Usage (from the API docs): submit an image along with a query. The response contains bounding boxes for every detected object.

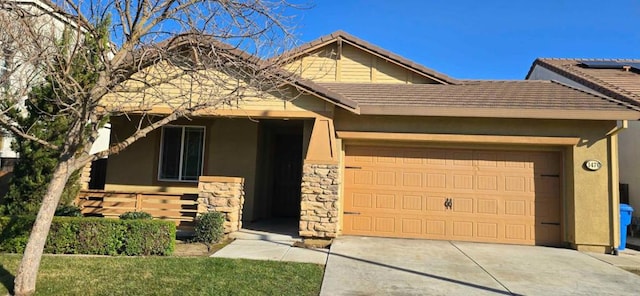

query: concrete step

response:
[230,228,300,241]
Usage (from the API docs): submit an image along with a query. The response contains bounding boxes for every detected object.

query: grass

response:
[0,254,324,295]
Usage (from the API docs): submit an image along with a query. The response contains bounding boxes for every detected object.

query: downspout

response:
[607,120,627,255]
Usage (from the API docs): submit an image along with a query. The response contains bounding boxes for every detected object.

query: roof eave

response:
[290,80,360,114]
[358,105,640,121]
[524,59,544,79]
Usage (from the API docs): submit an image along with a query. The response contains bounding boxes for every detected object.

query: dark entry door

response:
[271,133,303,217]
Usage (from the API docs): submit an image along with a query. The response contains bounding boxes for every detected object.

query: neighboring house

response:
[0,0,109,190]
[1,0,69,168]
[527,58,640,224]
[99,31,640,253]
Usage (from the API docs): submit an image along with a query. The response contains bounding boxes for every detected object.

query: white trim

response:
[157,125,206,182]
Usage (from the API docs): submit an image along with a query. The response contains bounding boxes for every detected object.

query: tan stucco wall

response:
[206,119,259,221]
[105,117,172,191]
[334,110,619,251]
[618,121,640,213]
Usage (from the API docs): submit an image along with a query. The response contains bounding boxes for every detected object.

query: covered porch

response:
[91,113,342,238]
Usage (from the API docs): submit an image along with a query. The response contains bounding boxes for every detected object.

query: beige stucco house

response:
[98,31,640,253]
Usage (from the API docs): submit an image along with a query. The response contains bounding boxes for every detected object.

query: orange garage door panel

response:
[343,146,562,246]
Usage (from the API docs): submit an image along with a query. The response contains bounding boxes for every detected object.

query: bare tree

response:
[0,0,302,294]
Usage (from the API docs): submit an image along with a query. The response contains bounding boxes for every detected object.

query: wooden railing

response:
[76,190,199,232]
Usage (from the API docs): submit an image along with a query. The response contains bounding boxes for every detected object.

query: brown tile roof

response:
[277,30,460,85]
[527,58,640,107]
[289,78,359,111]
[319,80,640,120]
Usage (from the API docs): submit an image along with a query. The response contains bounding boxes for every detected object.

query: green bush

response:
[194,212,224,245]
[54,205,83,217]
[0,216,33,253]
[0,216,175,255]
[119,211,153,220]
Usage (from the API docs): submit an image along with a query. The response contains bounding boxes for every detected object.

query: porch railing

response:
[76,190,199,232]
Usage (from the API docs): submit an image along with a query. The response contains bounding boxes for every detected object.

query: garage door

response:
[343,145,562,246]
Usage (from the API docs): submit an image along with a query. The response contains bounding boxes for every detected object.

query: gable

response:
[285,42,436,84]
[282,31,458,85]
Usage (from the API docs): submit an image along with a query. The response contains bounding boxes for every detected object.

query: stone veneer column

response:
[197,176,245,234]
[79,162,92,189]
[299,163,340,238]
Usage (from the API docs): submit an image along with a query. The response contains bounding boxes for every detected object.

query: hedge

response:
[0,216,175,256]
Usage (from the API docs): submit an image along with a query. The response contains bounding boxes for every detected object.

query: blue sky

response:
[292,0,640,79]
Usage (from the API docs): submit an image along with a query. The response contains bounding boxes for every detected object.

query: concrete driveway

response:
[321,236,639,296]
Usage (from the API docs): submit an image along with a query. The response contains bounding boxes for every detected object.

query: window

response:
[158,126,205,182]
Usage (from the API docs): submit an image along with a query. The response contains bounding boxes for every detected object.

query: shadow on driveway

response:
[325,248,517,295]
[320,237,640,296]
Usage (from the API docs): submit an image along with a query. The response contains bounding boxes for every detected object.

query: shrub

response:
[194,212,225,246]
[54,205,83,217]
[0,216,34,253]
[121,219,175,255]
[119,211,153,220]
[0,216,175,255]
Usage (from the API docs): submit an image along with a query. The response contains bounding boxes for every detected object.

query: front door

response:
[271,133,303,217]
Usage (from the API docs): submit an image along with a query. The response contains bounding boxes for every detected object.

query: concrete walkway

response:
[588,247,640,272]
[210,220,329,265]
[321,236,640,296]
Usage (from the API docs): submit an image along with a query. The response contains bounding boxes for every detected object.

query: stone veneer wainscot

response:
[197,176,245,234]
[299,163,340,238]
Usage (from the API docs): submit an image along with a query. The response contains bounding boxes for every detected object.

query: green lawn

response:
[0,254,324,295]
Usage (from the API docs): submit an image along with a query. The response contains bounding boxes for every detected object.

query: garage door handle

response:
[541,222,560,226]
[444,198,452,209]
[344,211,361,215]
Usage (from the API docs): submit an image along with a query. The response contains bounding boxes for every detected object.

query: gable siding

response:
[341,44,373,82]
[286,43,439,84]
[228,92,329,112]
[375,59,409,83]
[300,47,337,82]
[104,63,330,113]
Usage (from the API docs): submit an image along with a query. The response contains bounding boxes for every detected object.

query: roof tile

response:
[319,80,638,117]
[529,58,640,107]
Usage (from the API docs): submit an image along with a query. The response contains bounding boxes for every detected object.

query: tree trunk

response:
[13,160,73,296]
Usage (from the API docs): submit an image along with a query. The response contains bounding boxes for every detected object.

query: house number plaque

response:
[584,160,602,171]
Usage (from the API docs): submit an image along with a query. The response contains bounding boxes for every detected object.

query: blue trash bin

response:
[619,204,634,251]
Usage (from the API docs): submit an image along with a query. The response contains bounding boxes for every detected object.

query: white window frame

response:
[157,125,206,182]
